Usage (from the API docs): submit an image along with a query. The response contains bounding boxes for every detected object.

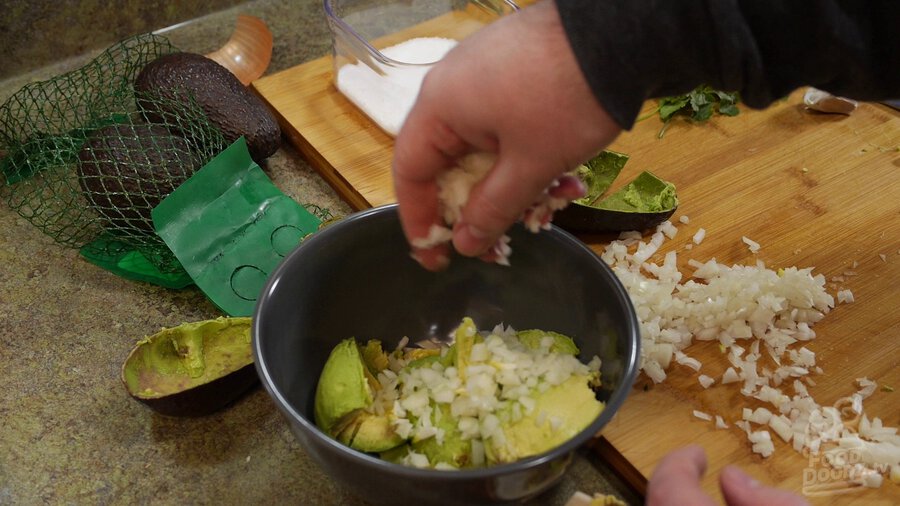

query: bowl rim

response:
[252,204,640,479]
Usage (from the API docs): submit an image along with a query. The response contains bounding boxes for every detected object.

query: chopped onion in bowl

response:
[316,319,605,470]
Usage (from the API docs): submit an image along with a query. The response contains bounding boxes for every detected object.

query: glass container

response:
[324,0,519,135]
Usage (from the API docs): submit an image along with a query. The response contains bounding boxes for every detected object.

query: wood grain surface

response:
[254,24,900,505]
[594,97,899,506]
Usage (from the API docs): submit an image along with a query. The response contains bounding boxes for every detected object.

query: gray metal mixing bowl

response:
[253,204,639,506]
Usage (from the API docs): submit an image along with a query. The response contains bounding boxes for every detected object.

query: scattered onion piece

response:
[600,219,899,484]
[693,410,713,421]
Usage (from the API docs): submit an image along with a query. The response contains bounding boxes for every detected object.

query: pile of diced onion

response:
[370,325,601,469]
[600,217,899,488]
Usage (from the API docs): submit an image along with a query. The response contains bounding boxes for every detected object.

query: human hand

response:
[646,445,809,506]
[392,0,622,270]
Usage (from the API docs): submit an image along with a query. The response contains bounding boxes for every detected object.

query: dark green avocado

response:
[77,122,201,235]
[121,317,258,417]
[134,52,281,161]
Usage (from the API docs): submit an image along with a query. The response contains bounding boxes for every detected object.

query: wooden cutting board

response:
[587,97,900,506]
[254,30,900,505]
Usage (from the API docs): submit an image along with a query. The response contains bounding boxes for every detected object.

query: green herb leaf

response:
[689,92,709,110]
[718,103,740,116]
[658,97,690,121]
[651,85,741,137]
[694,103,714,121]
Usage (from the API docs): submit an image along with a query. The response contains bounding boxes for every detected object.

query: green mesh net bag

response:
[0,33,228,283]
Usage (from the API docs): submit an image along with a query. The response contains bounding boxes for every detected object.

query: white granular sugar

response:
[335,37,458,136]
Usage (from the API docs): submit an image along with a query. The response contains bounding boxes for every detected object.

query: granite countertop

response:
[0,1,640,504]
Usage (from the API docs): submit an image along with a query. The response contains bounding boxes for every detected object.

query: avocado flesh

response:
[594,171,678,213]
[316,325,603,468]
[338,411,406,453]
[314,338,373,432]
[379,443,412,463]
[516,329,580,355]
[405,351,443,370]
[488,374,603,464]
[121,317,256,416]
[315,338,413,453]
[409,403,472,468]
[373,403,473,468]
[574,150,629,206]
[453,317,478,382]
[360,339,390,374]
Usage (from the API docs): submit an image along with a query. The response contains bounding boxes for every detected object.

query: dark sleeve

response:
[555,0,900,129]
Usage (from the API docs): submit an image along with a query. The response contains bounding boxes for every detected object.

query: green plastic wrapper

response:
[79,234,194,289]
[152,138,321,316]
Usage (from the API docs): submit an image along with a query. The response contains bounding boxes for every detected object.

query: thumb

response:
[646,445,718,506]
[453,153,567,257]
[720,465,810,506]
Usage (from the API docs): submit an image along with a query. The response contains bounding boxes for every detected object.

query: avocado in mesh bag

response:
[0,34,179,249]
[77,122,203,235]
[0,34,227,281]
[134,52,281,162]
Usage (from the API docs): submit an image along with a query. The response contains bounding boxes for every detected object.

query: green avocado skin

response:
[77,123,201,234]
[136,363,259,417]
[134,52,281,161]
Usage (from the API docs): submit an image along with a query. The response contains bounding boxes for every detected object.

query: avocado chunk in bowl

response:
[314,318,605,469]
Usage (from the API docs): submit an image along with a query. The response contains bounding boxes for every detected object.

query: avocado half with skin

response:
[122,317,258,417]
[554,150,678,233]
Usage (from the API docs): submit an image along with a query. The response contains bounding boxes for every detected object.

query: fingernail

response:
[454,222,492,257]
[725,466,760,488]
[463,223,489,240]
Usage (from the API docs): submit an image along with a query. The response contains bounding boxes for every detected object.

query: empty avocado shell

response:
[554,150,678,233]
[122,316,257,417]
